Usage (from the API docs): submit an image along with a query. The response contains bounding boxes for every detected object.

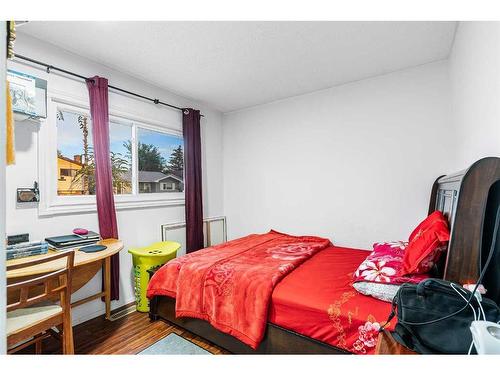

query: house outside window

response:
[42,96,186,216]
[134,171,183,193]
[57,108,133,196]
[57,155,85,194]
[137,128,184,194]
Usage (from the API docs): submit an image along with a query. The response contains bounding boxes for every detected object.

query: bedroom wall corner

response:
[449,21,500,169]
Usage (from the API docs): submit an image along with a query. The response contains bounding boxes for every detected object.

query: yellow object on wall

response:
[6,81,15,165]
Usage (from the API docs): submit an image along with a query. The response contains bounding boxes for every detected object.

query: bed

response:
[148,157,500,354]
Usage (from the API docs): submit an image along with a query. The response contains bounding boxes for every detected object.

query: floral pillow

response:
[353,242,428,284]
[352,282,401,302]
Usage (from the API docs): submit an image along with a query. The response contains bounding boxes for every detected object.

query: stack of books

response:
[7,241,49,260]
[45,231,100,251]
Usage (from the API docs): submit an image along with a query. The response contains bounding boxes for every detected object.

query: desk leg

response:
[104,257,111,320]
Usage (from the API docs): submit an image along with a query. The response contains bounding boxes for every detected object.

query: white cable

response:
[476,296,486,321]
[468,340,474,355]
[451,284,477,321]
[451,283,477,355]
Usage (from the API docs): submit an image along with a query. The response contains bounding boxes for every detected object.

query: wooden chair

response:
[6,251,75,354]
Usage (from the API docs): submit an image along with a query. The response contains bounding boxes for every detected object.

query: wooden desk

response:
[7,239,123,320]
[375,330,416,355]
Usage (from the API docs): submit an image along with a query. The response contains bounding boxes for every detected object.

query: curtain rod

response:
[13,53,204,117]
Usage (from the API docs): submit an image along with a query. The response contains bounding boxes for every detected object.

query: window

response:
[52,100,184,213]
[60,169,76,177]
[137,128,184,194]
[56,109,94,196]
[110,121,133,195]
[56,109,133,196]
[161,182,174,190]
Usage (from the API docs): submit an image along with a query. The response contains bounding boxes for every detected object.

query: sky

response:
[57,110,93,159]
[57,109,183,167]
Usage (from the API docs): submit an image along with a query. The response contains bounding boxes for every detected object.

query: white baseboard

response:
[71,297,137,326]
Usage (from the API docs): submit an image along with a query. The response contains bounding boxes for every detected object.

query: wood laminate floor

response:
[15,305,228,355]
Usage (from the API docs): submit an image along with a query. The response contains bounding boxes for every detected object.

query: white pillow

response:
[353,282,400,302]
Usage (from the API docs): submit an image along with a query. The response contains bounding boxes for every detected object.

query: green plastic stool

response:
[128,241,180,312]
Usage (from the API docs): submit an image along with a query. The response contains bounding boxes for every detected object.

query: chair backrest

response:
[7,251,75,312]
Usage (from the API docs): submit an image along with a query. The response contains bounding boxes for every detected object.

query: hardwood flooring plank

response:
[13,310,228,355]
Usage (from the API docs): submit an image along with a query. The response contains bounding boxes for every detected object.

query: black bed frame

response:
[149,157,500,354]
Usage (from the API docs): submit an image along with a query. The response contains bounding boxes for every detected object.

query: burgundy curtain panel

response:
[86,76,120,300]
[183,108,204,253]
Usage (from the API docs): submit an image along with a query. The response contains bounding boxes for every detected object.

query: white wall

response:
[449,21,500,168]
[0,21,7,355]
[6,34,224,324]
[223,61,454,249]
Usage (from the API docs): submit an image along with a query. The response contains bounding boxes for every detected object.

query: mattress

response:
[269,246,393,354]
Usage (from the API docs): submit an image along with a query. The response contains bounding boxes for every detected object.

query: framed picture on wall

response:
[7,69,37,116]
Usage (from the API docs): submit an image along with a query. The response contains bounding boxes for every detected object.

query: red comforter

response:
[147,231,331,349]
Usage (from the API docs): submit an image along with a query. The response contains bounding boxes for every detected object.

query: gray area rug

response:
[138,333,211,355]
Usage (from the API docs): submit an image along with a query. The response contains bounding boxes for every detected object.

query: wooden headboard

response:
[428,157,500,302]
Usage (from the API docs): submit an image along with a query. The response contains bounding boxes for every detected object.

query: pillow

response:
[408,210,448,242]
[352,241,446,302]
[408,244,447,274]
[402,211,450,275]
[352,282,400,302]
[352,242,429,302]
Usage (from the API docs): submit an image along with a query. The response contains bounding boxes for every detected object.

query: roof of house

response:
[122,170,183,183]
[168,169,183,179]
[57,155,84,167]
[138,171,169,183]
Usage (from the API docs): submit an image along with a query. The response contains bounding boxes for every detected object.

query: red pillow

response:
[408,210,448,242]
[402,211,450,275]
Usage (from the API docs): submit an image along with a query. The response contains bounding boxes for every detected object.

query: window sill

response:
[38,195,185,217]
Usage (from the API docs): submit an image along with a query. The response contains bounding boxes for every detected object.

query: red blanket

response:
[147,230,331,349]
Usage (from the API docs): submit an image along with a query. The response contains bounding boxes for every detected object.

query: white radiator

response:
[161,216,227,257]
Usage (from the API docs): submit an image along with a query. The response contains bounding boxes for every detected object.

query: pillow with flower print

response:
[353,242,429,285]
[352,242,430,302]
[352,282,401,302]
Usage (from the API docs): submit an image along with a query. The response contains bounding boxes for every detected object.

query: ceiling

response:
[18,21,457,113]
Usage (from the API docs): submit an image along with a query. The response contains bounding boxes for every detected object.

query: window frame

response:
[39,92,185,217]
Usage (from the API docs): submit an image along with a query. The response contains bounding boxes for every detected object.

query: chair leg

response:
[62,319,74,354]
[60,273,75,355]
[35,337,43,354]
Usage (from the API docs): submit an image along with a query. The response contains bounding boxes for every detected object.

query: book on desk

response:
[45,231,101,251]
[6,241,49,260]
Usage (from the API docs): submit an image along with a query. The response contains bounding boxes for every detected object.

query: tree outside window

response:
[56,107,184,196]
